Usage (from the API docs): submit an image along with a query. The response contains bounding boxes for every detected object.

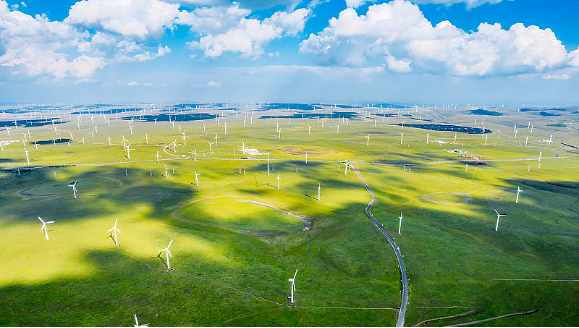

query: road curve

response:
[352,164,408,327]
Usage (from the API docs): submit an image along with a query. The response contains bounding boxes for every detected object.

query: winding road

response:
[352,164,408,327]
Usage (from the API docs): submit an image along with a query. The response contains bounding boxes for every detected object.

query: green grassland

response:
[1,105,579,326]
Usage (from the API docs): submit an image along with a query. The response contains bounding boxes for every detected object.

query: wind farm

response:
[0,102,579,327]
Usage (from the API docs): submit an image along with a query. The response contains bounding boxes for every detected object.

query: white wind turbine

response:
[133,314,149,327]
[494,208,506,231]
[108,136,112,147]
[159,240,174,269]
[318,183,321,201]
[145,134,149,145]
[208,141,214,153]
[108,219,122,246]
[366,134,370,146]
[277,174,282,189]
[38,216,55,240]
[266,152,271,176]
[305,151,308,164]
[214,134,219,145]
[288,269,298,303]
[398,212,403,235]
[515,186,523,204]
[68,181,78,199]
[126,143,133,160]
[24,149,30,165]
[195,172,200,186]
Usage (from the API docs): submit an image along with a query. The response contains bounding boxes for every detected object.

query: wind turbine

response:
[494,208,506,231]
[133,314,149,327]
[208,141,214,153]
[158,240,173,269]
[38,216,55,240]
[195,172,200,186]
[288,269,298,303]
[145,134,149,145]
[366,134,370,146]
[515,186,522,204]
[68,181,78,199]
[525,136,528,147]
[214,134,219,145]
[155,151,160,163]
[108,136,112,147]
[398,212,403,235]
[126,143,133,160]
[318,183,321,201]
[24,149,30,165]
[108,219,122,246]
[277,174,281,189]
[266,153,270,176]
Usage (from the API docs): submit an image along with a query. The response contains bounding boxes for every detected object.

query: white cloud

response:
[127,81,139,86]
[345,0,372,8]
[264,8,310,36]
[177,3,251,35]
[186,4,310,58]
[411,0,503,9]
[117,45,171,62]
[191,80,221,87]
[300,1,570,77]
[0,2,106,79]
[542,74,570,80]
[66,0,180,38]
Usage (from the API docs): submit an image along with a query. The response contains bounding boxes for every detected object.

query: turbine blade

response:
[493,208,499,215]
[38,216,44,223]
[293,269,298,279]
[46,221,55,224]
[168,240,173,248]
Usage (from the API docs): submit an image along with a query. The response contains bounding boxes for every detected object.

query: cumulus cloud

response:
[117,45,171,62]
[191,80,221,87]
[345,0,372,8]
[264,8,310,36]
[184,3,310,58]
[66,0,180,38]
[0,1,105,79]
[177,3,251,35]
[411,0,503,9]
[300,1,571,77]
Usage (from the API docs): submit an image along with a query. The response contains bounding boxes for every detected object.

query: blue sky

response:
[0,0,578,105]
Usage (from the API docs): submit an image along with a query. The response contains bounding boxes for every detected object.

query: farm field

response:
[1,103,579,326]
